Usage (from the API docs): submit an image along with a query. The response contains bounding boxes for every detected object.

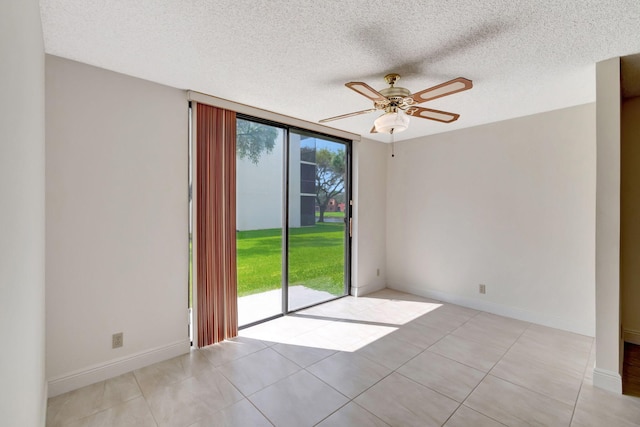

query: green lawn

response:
[316,211,344,218]
[236,223,345,297]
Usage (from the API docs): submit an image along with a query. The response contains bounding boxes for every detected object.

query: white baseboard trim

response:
[351,282,386,297]
[47,339,190,397]
[623,329,640,345]
[389,284,594,337]
[593,368,623,394]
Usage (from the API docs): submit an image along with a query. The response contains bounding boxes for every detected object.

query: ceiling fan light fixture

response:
[374,110,410,134]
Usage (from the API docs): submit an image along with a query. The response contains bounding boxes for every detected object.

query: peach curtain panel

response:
[195,103,238,346]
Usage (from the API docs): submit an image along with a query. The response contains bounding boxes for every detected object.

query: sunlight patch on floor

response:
[239,290,443,352]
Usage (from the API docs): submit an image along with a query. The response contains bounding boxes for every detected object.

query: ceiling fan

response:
[319,73,472,134]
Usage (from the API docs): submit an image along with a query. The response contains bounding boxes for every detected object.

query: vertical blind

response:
[195,103,238,346]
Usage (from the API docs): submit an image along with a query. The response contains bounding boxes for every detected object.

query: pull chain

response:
[390,129,395,157]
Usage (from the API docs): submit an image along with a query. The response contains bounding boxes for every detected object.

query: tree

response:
[315,148,346,223]
[236,119,278,164]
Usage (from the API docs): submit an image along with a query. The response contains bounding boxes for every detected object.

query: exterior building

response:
[236,130,317,230]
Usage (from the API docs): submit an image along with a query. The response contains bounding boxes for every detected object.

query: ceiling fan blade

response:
[405,106,460,123]
[319,108,377,123]
[410,77,472,104]
[345,82,387,102]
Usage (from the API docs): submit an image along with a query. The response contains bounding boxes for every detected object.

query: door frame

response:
[236,115,353,328]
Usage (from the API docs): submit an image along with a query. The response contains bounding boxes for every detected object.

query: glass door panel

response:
[287,131,348,311]
[236,119,285,326]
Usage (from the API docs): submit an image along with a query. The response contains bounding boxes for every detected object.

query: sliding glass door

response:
[287,131,349,311]
[236,119,285,326]
[236,118,351,326]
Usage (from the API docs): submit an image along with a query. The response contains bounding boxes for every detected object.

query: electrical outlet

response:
[112,332,123,349]
[479,284,486,294]
[376,268,380,277]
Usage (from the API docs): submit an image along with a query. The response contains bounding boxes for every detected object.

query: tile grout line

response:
[357,301,506,426]
[243,395,277,427]
[189,348,283,427]
[141,348,255,426]
[370,304,485,370]
[308,302,493,426]
[239,297,407,425]
[132,370,160,427]
[397,308,506,375]
[303,350,376,426]
[310,399,353,426]
[441,319,533,427]
[447,311,534,425]
[479,325,591,414]
[331,303,482,423]
[568,336,596,426]
[306,297,444,425]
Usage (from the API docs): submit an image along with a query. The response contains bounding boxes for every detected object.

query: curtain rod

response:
[187,90,361,142]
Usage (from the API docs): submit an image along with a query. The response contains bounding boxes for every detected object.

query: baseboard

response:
[351,282,386,297]
[623,329,640,345]
[593,368,623,394]
[390,284,594,337]
[47,339,190,397]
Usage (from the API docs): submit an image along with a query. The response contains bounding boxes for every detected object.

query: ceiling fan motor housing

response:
[380,87,410,99]
[378,87,413,110]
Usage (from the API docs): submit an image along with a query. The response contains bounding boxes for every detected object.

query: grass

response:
[316,211,344,218]
[236,222,345,297]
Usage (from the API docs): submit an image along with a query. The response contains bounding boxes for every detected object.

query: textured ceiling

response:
[40,0,640,142]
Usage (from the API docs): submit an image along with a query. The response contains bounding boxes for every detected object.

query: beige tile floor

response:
[46,289,640,427]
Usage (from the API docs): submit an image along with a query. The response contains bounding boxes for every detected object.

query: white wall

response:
[387,104,596,336]
[352,138,388,296]
[594,57,623,393]
[45,56,189,395]
[0,1,47,425]
[621,96,640,345]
